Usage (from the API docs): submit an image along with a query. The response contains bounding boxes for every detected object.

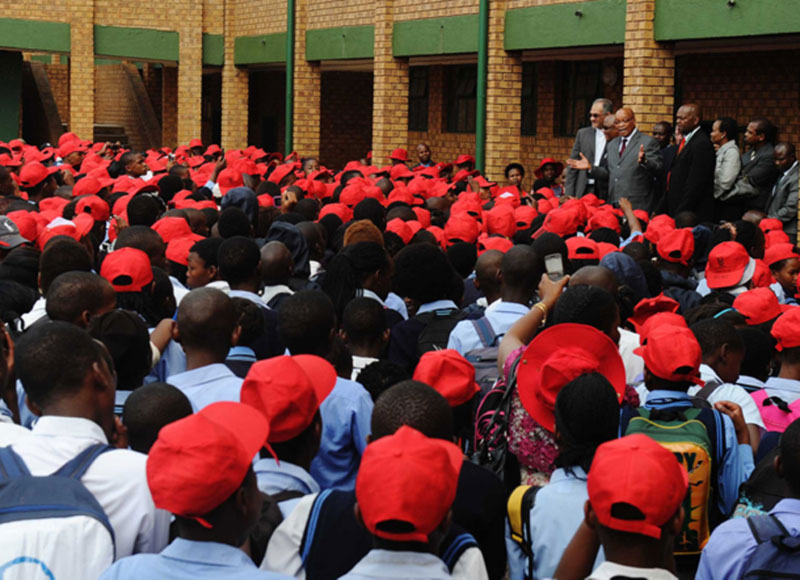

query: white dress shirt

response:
[340,550,452,579]
[590,128,605,184]
[693,364,764,428]
[10,416,170,559]
[588,561,677,580]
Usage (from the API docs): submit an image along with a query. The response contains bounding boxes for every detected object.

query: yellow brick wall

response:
[94,65,149,150]
[307,0,373,29]
[44,63,70,126]
[393,0,477,20]
[372,0,408,163]
[162,66,178,147]
[293,0,321,157]
[221,0,248,150]
[203,0,223,34]
[232,0,285,36]
[507,0,581,9]
[408,66,475,167]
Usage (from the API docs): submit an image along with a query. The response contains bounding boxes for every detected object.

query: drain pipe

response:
[475,0,488,172]
[285,0,295,154]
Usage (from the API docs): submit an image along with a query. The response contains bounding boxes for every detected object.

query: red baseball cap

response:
[444,213,480,245]
[268,163,299,185]
[390,164,415,181]
[318,203,353,223]
[166,235,204,266]
[634,325,704,385]
[454,154,475,166]
[752,258,775,288]
[412,207,431,228]
[152,216,193,244]
[389,148,409,162]
[477,236,513,255]
[188,138,204,149]
[637,312,688,346]
[356,425,462,543]
[18,162,60,188]
[705,242,755,290]
[57,141,88,159]
[733,287,790,326]
[517,323,626,432]
[386,218,414,245]
[241,355,337,442]
[451,195,483,220]
[764,243,800,267]
[566,236,599,261]
[765,229,790,248]
[6,211,39,243]
[657,228,695,266]
[586,211,620,234]
[75,195,110,222]
[217,168,244,195]
[588,434,688,539]
[472,176,497,190]
[643,214,676,244]
[759,218,784,234]
[514,205,538,230]
[771,308,800,351]
[597,242,620,259]
[531,208,580,239]
[72,177,109,197]
[147,401,269,526]
[486,205,516,238]
[628,294,680,333]
[534,158,564,179]
[413,349,479,407]
[100,247,154,292]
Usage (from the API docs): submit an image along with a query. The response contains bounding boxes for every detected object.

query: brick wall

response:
[320,71,373,170]
[232,0,285,37]
[162,66,178,147]
[308,0,373,29]
[44,63,70,126]
[677,50,800,147]
[394,0,477,20]
[94,65,150,150]
[408,66,475,169]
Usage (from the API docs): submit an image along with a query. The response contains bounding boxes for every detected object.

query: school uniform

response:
[351,355,379,380]
[736,375,766,393]
[388,299,460,372]
[763,376,800,403]
[20,296,46,329]
[146,339,187,384]
[588,562,677,580]
[100,537,290,579]
[309,376,373,490]
[229,289,268,308]
[618,327,644,385]
[697,498,800,580]
[339,550,452,579]
[446,300,529,355]
[169,275,189,305]
[254,457,319,519]
[641,390,754,515]
[506,467,604,580]
[10,416,170,559]
[225,345,258,378]
[693,364,765,429]
[167,363,243,412]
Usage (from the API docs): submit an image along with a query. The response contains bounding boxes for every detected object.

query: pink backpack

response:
[751,390,800,432]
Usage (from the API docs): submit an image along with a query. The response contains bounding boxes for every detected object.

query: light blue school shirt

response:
[167,363,242,412]
[99,537,290,579]
[254,457,320,519]
[447,301,529,355]
[309,376,373,491]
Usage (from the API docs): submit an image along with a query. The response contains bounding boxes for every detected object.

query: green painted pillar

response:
[0,51,22,141]
[285,0,295,155]
[476,0,488,173]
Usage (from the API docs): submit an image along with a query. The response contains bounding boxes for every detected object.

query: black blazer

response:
[666,129,716,223]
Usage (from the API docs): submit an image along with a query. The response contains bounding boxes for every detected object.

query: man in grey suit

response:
[765,142,798,243]
[565,107,663,211]
[742,118,779,211]
[564,98,613,198]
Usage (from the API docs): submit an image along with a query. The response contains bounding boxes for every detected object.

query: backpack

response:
[415,308,465,356]
[751,390,800,433]
[472,357,521,481]
[741,514,800,579]
[506,484,541,580]
[0,443,115,580]
[733,447,790,519]
[248,489,305,566]
[620,404,725,555]
[464,317,501,397]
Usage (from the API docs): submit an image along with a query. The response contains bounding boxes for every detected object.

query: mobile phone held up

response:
[545,253,565,281]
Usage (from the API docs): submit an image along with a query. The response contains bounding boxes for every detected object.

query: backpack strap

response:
[470,317,498,348]
[747,514,790,544]
[694,377,723,403]
[272,489,306,503]
[53,443,113,480]
[0,446,31,480]
[300,489,334,566]
[507,485,541,580]
[440,531,479,572]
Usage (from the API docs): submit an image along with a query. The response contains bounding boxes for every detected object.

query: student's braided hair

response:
[551,285,618,337]
[553,373,620,474]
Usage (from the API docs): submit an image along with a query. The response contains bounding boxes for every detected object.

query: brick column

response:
[67,0,95,140]
[371,0,408,162]
[162,66,178,148]
[221,0,248,150]
[484,0,521,182]
[293,0,321,157]
[177,0,203,146]
[622,0,675,132]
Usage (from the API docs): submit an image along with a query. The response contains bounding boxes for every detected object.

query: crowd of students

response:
[0,131,799,579]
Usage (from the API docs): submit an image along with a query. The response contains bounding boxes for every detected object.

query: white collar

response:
[31,416,109,444]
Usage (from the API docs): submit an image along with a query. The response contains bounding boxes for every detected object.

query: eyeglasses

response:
[589,113,601,118]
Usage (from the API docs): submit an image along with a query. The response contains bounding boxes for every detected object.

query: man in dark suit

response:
[652,121,677,200]
[765,142,798,243]
[564,98,613,198]
[566,108,663,211]
[742,118,779,211]
[665,103,716,223]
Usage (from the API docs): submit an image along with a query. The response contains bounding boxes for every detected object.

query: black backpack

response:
[248,490,305,565]
[741,514,800,579]
[415,308,465,356]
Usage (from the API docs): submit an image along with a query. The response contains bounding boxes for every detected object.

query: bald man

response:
[665,103,716,222]
[566,107,662,211]
[166,287,243,411]
[260,240,295,309]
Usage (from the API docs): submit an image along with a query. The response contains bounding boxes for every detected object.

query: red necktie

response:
[619,138,627,156]
[678,138,686,154]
